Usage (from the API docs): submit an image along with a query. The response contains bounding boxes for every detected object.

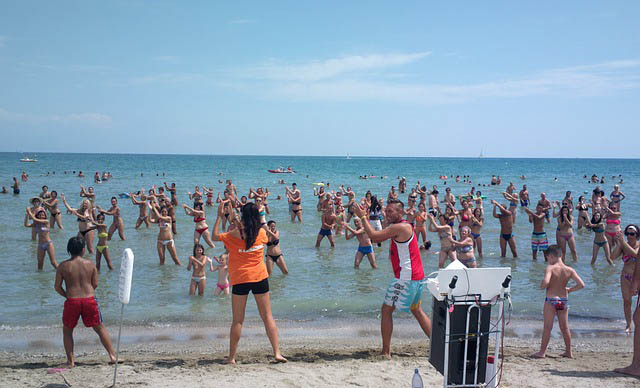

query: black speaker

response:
[429,298,491,385]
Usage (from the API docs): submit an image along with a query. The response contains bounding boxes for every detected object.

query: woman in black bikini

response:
[265,221,288,276]
[576,196,590,230]
[43,191,63,229]
[62,195,97,254]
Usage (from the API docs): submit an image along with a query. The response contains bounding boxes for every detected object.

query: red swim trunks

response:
[63,297,102,329]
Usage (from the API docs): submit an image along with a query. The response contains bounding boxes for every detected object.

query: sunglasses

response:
[625,232,638,236]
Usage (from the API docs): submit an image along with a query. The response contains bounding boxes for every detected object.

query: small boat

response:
[267,169,295,174]
[20,157,38,162]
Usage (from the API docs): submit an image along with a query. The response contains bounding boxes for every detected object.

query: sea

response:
[1,153,639,331]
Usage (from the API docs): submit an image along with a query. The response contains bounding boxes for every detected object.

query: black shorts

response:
[232,278,269,296]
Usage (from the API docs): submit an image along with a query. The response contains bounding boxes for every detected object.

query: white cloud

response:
[130,72,203,85]
[229,19,254,24]
[0,108,112,127]
[260,59,640,104]
[251,52,431,82]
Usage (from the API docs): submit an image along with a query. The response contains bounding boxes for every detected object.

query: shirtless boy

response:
[343,217,378,269]
[532,245,584,359]
[54,237,116,367]
[492,200,517,258]
[524,204,549,261]
[316,202,337,247]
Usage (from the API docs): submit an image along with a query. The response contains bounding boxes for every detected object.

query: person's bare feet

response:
[531,352,545,359]
[66,361,75,368]
[226,358,236,365]
[560,351,573,358]
[625,325,632,334]
[274,354,287,363]
[381,352,392,360]
[614,365,640,377]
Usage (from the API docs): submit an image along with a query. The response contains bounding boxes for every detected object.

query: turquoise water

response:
[1,153,638,328]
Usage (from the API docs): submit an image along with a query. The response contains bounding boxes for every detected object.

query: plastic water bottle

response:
[412,368,424,388]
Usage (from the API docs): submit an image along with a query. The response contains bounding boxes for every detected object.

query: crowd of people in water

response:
[6,170,640,376]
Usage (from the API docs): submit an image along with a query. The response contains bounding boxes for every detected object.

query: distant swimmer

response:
[55,237,117,367]
[11,177,20,194]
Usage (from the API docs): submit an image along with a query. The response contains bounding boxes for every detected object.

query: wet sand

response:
[1,318,639,387]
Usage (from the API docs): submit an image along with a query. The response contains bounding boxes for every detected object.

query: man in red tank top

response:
[353,199,431,359]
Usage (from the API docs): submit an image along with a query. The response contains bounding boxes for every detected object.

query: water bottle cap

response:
[487,356,495,363]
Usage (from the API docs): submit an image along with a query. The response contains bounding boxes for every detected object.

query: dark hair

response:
[267,220,276,227]
[193,243,204,256]
[51,190,57,197]
[111,196,117,201]
[42,185,48,190]
[369,196,381,213]
[194,202,203,210]
[625,224,639,236]
[97,212,106,221]
[559,205,571,223]
[387,199,404,210]
[547,244,562,258]
[67,237,85,256]
[240,202,261,250]
[590,212,601,224]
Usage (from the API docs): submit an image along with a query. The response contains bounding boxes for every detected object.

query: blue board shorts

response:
[319,228,332,236]
[383,279,424,312]
[357,245,373,255]
[532,231,548,251]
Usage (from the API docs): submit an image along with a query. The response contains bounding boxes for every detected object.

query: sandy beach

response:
[1,318,639,388]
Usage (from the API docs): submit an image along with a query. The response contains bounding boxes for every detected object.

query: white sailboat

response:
[478,149,484,158]
[346,153,351,160]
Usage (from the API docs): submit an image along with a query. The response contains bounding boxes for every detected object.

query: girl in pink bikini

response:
[552,202,578,261]
[612,225,640,333]
[604,203,622,248]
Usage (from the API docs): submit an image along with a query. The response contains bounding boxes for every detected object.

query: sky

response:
[1,1,639,158]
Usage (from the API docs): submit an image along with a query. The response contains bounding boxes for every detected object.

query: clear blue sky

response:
[1,1,639,157]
